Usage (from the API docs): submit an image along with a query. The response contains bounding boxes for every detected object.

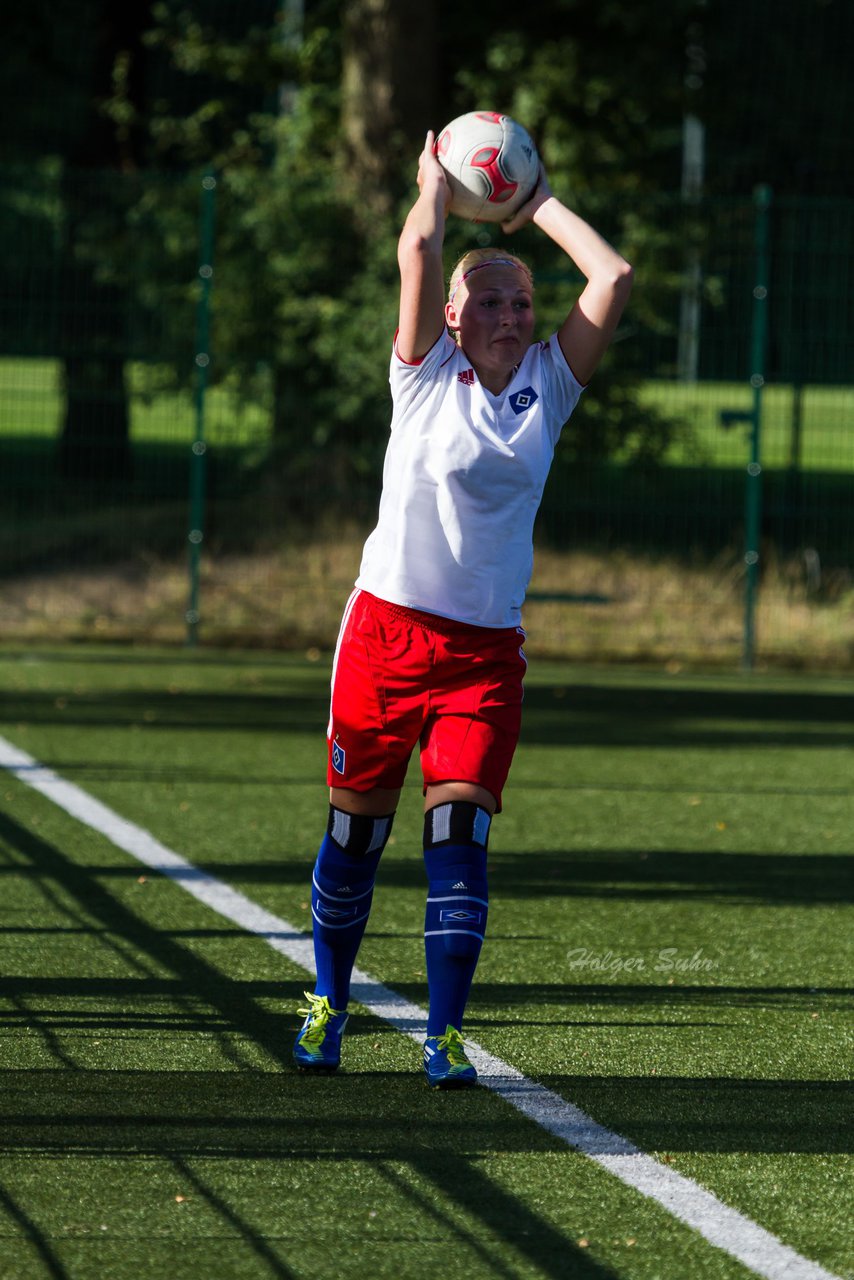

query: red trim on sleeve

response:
[393,328,426,366]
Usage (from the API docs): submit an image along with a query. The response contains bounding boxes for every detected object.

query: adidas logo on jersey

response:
[457,368,475,386]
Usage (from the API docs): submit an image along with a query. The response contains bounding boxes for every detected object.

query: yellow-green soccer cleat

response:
[422,1025,478,1089]
[293,992,349,1071]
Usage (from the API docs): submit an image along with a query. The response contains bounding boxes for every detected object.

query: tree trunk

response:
[59,351,132,482]
[58,0,151,482]
[340,0,439,217]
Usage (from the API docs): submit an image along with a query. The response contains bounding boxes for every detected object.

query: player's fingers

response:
[501,207,528,235]
[426,131,443,170]
[418,130,436,184]
[417,132,430,187]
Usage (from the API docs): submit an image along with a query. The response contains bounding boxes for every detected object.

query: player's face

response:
[446,267,535,391]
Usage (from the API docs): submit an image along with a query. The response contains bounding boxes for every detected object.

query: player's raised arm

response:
[396,131,452,364]
[503,173,634,387]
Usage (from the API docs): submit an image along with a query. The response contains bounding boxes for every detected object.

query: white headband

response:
[449,258,529,303]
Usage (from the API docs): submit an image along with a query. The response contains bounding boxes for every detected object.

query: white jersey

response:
[355,329,584,628]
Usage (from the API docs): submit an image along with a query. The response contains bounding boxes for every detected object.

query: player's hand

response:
[417,130,452,213]
[501,164,553,234]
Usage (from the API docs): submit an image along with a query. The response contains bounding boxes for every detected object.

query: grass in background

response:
[3,357,853,471]
[0,358,271,448]
[0,647,851,1279]
[639,379,854,471]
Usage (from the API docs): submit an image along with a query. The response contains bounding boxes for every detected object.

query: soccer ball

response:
[436,111,540,223]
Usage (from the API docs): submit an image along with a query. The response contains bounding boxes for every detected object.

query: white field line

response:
[0,733,841,1280]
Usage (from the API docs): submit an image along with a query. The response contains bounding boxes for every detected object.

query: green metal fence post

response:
[186,170,216,647]
[743,183,771,670]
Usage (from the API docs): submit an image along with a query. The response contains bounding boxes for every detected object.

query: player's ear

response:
[444,300,460,331]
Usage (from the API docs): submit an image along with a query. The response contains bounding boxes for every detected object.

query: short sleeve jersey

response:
[355,330,584,628]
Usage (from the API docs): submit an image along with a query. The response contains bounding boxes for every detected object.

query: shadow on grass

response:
[0,1181,66,1280]
[2,677,854,746]
[0,1078,619,1280]
[518,681,854,748]
[2,806,851,1274]
[0,810,617,1279]
[533,1073,854,1156]
[0,1062,849,1158]
[3,844,851,906]
[2,654,851,1274]
[486,848,854,905]
[0,1060,848,1276]
[1,689,324,734]
[1,811,850,1145]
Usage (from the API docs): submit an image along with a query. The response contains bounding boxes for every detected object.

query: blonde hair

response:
[447,248,534,304]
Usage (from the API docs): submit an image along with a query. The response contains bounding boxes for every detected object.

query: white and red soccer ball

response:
[436,111,540,223]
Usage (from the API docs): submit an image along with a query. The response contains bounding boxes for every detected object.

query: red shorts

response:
[326,590,526,809]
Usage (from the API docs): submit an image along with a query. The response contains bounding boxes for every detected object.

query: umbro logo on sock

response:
[452,881,468,890]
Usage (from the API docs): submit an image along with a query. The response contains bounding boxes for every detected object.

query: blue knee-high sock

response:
[423,803,491,1037]
[311,808,393,1011]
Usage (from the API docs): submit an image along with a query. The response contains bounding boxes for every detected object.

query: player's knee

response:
[423,800,492,852]
[326,805,395,858]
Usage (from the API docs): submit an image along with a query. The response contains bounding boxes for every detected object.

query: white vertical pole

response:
[677,112,705,382]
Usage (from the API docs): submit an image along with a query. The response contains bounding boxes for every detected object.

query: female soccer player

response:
[294,131,633,1087]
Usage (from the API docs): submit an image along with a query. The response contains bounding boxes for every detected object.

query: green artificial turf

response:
[0,646,851,1279]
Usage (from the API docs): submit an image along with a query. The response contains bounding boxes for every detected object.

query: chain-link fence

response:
[1,164,852,666]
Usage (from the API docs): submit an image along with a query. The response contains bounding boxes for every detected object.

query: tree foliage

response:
[2,0,851,496]
[115,0,692,484]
